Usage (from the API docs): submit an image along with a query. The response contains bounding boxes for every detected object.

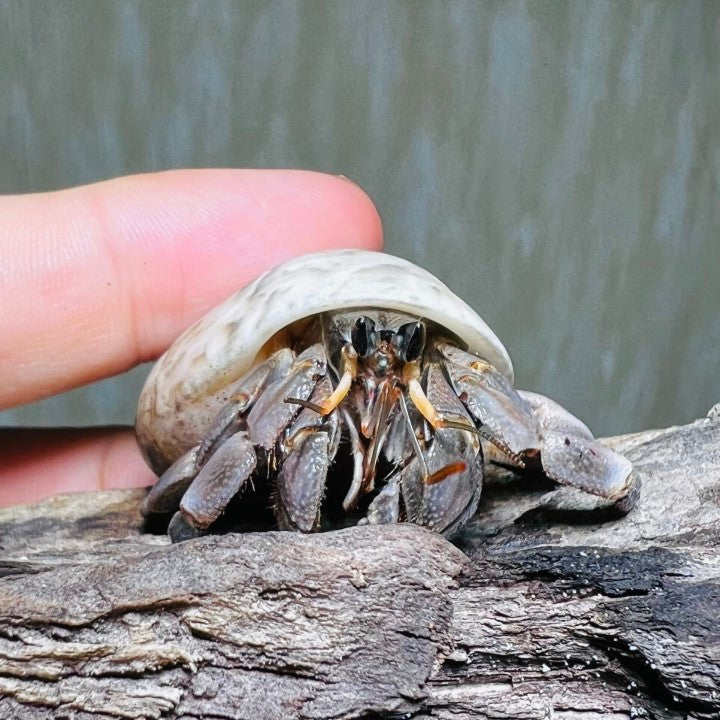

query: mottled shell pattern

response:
[136,250,512,473]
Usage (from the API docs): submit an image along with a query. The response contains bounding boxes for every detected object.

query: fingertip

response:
[285,170,384,255]
[103,168,384,362]
[91,168,384,356]
[0,169,383,406]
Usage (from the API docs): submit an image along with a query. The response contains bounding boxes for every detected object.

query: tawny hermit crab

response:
[137,250,638,541]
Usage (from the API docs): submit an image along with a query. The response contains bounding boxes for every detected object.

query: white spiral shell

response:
[136,249,513,471]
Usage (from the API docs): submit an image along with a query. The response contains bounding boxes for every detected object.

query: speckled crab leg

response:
[179,431,258,530]
[196,348,295,466]
[438,343,541,462]
[140,444,201,517]
[404,353,525,466]
[275,375,341,532]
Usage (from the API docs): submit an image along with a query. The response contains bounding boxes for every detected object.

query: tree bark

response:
[1,406,719,719]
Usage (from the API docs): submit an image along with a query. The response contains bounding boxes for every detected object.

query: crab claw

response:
[399,365,484,537]
[517,390,594,441]
[539,430,639,514]
[180,431,257,530]
[276,430,331,532]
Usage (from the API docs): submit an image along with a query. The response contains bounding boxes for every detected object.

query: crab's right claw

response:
[399,364,484,537]
[275,430,331,532]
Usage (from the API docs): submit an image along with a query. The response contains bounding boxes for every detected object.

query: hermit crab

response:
[137,250,638,541]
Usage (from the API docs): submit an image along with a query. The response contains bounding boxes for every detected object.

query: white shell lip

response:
[136,249,513,471]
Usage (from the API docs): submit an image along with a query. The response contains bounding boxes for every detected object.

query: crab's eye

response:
[398,321,426,362]
[351,316,375,357]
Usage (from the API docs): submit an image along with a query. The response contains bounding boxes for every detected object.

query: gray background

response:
[1,1,718,437]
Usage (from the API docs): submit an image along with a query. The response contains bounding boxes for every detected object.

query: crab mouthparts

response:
[357,374,403,439]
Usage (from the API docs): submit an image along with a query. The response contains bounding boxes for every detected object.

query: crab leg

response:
[403,357,522,468]
[285,345,357,416]
[538,430,639,511]
[275,375,340,532]
[195,348,295,466]
[439,346,541,458]
[247,344,327,450]
[143,347,296,516]
[141,444,201,516]
[158,345,327,541]
[516,390,593,440]
[442,345,638,513]
[404,360,476,434]
[142,350,297,517]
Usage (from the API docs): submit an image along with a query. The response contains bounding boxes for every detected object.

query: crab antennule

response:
[319,346,357,414]
[361,379,402,492]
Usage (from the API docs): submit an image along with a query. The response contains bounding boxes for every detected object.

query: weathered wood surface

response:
[1,406,719,719]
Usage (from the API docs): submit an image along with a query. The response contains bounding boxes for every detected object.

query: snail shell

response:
[136,250,512,472]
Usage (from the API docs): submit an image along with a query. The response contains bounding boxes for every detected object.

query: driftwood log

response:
[1,406,719,719]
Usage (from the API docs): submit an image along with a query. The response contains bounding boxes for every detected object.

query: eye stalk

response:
[396,321,426,362]
[351,316,376,357]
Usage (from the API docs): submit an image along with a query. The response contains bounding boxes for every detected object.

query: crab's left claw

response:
[538,429,639,513]
[440,345,638,515]
[519,391,639,514]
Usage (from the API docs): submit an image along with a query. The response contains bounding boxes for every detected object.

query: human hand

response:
[0,170,382,507]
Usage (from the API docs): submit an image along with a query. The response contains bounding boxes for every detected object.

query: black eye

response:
[398,321,426,362]
[351,316,375,357]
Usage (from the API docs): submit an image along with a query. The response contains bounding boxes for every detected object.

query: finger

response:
[0,169,382,409]
[0,428,154,507]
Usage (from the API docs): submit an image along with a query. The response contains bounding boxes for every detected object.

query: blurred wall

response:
[1,0,718,436]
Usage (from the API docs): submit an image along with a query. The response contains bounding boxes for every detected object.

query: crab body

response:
[137,250,637,541]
